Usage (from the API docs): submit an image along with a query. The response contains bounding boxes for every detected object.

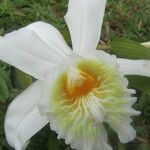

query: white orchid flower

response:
[0,0,149,150]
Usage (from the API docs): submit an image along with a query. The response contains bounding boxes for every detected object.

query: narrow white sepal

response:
[5,81,48,150]
[65,0,107,52]
[118,58,150,77]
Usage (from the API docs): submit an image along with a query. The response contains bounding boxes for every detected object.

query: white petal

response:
[65,0,107,52]
[26,21,72,56]
[0,29,56,80]
[85,97,104,123]
[107,117,136,143]
[118,58,150,77]
[5,81,48,150]
[37,66,57,115]
[98,125,112,150]
[141,42,150,48]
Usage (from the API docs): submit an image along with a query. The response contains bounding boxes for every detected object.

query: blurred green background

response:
[0,0,150,150]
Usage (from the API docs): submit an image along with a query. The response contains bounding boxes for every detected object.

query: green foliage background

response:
[0,0,150,149]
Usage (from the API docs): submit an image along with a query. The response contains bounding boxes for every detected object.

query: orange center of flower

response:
[64,69,98,101]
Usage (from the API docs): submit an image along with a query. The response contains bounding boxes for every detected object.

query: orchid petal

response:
[5,81,48,150]
[0,21,72,80]
[65,0,107,52]
[118,58,150,77]
[107,117,136,143]
[26,21,72,56]
[0,29,57,80]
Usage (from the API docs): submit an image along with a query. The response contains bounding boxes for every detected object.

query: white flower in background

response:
[141,42,150,48]
[0,0,150,150]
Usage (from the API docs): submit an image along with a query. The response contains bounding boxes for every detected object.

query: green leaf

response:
[110,38,150,59]
[60,30,71,45]
[0,28,4,35]
[48,132,60,150]
[0,109,5,135]
[0,137,3,150]
[65,147,72,150]
[127,75,150,95]
[0,67,12,89]
[137,144,150,150]
[0,61,10,69]
[137,93,150,120]
[12,69,33,89]
[0,66,10,103]
[118,143,126,150]
[0,75,9,102]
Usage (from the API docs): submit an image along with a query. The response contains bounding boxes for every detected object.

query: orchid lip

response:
[65,67,99,101]
[47,53,140,150]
